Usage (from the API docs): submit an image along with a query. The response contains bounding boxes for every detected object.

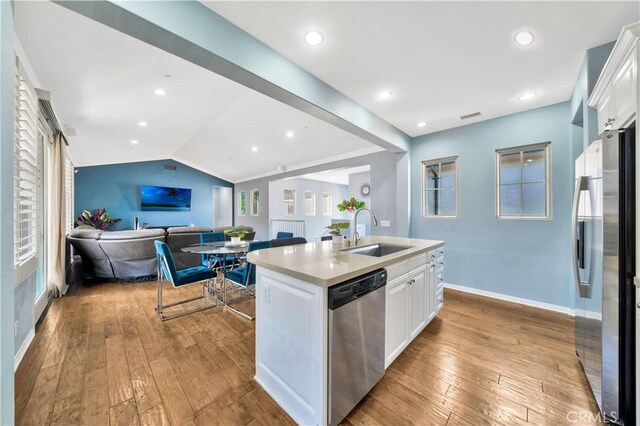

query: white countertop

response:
[247,236,444,287]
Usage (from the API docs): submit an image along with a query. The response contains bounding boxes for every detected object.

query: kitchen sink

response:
[341,243,413,257]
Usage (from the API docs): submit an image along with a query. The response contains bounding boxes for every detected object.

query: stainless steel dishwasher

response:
[328,269,386,426]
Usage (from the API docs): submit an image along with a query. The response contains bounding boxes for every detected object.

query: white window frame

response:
[14,57,39,284]
[322,192,332,216]
[250,188,259,216]
[283,189,296,216]
[304,190,315,216]
[422,156,458,218]
[496,142,551,220]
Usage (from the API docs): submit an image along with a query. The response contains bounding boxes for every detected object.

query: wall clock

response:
[360,183,371,196]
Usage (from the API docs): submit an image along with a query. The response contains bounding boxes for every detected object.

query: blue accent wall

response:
[410,102,573,308]
[75,159,233,230]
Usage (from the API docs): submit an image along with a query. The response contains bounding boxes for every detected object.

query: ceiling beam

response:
[53,1,410,153]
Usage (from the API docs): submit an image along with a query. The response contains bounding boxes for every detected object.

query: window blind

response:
[14,59,38,265]
[65,157,74,234]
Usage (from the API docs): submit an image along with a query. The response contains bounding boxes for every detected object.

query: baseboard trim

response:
[14,328,35,372]
[444,283,574,316]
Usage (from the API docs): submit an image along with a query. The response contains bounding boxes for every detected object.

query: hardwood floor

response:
[15,281,602,425]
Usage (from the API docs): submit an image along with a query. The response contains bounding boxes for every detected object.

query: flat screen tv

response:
[141,185,192,211]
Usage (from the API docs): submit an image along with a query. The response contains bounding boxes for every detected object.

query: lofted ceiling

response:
[206,1,639,136]
[14,1,380,183]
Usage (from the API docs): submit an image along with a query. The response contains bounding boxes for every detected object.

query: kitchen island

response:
[247,236,445,425]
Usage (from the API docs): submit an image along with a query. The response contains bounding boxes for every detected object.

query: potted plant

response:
[337,197,365,214]
[76,208,121,230]
[224,228,247,245]
[325,223,350,243]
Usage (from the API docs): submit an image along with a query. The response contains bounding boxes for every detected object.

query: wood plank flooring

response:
[15,281,602,425]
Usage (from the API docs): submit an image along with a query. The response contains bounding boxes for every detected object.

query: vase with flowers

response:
[76,208,121,230]
[336,197,365,214]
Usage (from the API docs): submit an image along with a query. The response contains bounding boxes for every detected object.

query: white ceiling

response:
[296,165,370,185]
[206,1,639,136]
[14,1,380,183]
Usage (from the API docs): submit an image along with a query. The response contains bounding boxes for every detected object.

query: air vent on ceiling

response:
[460,111,481,120]
[164,165,177,171]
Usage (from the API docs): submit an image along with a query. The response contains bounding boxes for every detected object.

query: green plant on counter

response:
[325,222,349,236]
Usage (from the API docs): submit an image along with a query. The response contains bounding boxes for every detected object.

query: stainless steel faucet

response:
[353,208,379,246]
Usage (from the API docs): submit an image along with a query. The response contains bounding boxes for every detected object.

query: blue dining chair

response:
[276,231,294,239]
[223,240,271,320]
[200,232,225,268]
[154,241,217,321]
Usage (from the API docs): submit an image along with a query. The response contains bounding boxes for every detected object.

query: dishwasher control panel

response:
[328,269,387,310]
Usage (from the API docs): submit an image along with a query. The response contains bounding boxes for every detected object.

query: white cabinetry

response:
[385,247,444,368]
[589,23,638,134]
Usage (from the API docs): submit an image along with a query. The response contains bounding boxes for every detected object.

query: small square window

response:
[322,192,332,216]
[496,142,551,219]
[422,156,458,217]
[304,191,315,216]
[283,189,295,215]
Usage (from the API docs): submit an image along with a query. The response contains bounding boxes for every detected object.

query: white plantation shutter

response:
[65,157,74,234]
[14,59,38,265]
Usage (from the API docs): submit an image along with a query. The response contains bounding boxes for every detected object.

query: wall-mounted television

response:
[141,185,192,211]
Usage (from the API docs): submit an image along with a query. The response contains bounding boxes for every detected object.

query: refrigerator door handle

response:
[572,176,590,298]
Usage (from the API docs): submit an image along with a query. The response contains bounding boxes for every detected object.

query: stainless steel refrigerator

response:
[572,125,635,425]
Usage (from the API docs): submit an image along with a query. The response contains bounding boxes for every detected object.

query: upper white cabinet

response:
[589,23,639,134]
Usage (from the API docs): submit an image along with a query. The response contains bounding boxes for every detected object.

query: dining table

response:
[180,241,254,313]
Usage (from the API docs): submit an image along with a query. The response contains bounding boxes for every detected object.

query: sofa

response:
[67,225,255,281]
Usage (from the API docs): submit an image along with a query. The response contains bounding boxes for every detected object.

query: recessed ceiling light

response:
[376,90,393,101]
[304,31,324,46]
[417,121,427,128]
[517,92,537,101]
[154,88,166,96]
[514,30,535,46]
[286,131,295,139]
[138,121,148,127]
[131,140,139,145]
[251,146,258,152]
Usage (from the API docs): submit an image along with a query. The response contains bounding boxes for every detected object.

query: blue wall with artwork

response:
[74,159,233,230]
[410,102,574,309]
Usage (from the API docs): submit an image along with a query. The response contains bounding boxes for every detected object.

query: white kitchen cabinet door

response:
[385,274,410,367]
[409,266,428,339]
[597,89,614,134]
[612,53,636,127]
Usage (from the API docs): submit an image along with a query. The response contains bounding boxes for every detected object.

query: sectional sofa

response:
[67,225,255,281]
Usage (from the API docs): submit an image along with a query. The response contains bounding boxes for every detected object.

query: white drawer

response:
[409,252,427,271]
[385,258,411,281]
[436,289,444,310]
[435,246,445,261]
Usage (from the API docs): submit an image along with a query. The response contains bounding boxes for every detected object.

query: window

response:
[304,191,315,216]
[14,58,38,266]
[422,156,458,217]
[496,142,550,219]
[322,192,332,216]
[283,189,295,215]
[250,189,259,216]
[238,191,246,216]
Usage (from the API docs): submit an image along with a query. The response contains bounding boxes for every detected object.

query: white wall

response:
[269,178,348,240]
